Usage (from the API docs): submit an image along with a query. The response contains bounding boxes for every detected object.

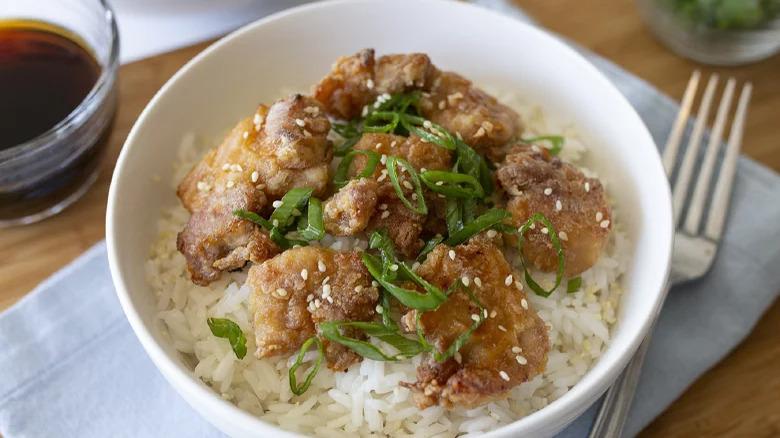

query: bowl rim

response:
[107,0,673,436]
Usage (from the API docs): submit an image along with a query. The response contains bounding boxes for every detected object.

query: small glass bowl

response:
[635,0,780,65]
[0,0,119,226]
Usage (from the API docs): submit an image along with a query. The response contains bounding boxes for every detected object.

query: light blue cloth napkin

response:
[2,5,779,438]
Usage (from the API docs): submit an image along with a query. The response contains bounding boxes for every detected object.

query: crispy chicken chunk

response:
[247,247,379,371]
[496,144,612,276]
[323,178,378,236]
[400,235,550,409]
[333,132,452,256]
[312,49,521,160]
[177,94,331,285]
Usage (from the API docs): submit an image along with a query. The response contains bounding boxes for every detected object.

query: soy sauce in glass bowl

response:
[0,0,118,226]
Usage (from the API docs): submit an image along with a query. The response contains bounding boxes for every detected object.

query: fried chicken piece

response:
[496,144,612,276]
[323,178,378,236]
[247,246,379,371]
[419,72,522,162]
[312,50,521,161]
[348,132,452,256]
[312,49,437,120]
[400,235,550,409]
[177,94,331,285]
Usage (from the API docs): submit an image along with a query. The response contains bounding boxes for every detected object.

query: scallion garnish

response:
[420,170,485,199]
[270,227,308,249]
[362,253,446,311]
[297,197,324,241]
[380,290,398,330]
[269,188,313,226]
[232,209,272,230]
[289,336,323,395]
[414,280,485,362]
[517,212,565,297]
[207,317,247,359]
[567,277,582,293]
[417,236,443,262]
[318,321,426,361]
[523,135,565,156]
[362,111,401,133]
[444,208,512,246]
[385,155,427,215]
[333,149,381,188]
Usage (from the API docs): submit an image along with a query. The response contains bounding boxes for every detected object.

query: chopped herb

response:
[523,135,565,155]
[333,149,381,188]
[517,212,566,297]
[318,321,426,361]
[420,170,484,199]
[207,317,247,359]
[297,197,324,241]
[386,155,427,215]
[444,208,512,246]
[289,336,323,395]
[567,277,582,293]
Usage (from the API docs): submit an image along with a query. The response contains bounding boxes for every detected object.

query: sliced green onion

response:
[269,188,313,227]
[523,135,565,155]
[478,155,495,196]
[207,317,247,359]
[400,114,456,150]
[318,321,426,361]
[334,135,360,156]
[232,209,272,230]
[270,227,308,249]
[333,149,381,188]
[362,253,446,311]
[567,277,582,293]
[297,197,324,241]
[380,290,398,330]
[454,139,493,196]
[445,209,512,246]
[415,280,485,362]
[362,111,400,133]
[289,336,323,395]
[418,236,443,262]
[420,170,484,199]
[517,212,565,297]
[445,197,464,236]
[385,155,427,215]
[368,228,398,280]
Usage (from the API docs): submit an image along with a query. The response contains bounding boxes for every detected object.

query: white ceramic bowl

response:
[107,1,673,436]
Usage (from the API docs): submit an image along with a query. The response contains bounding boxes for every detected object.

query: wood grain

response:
[0,1,778,436]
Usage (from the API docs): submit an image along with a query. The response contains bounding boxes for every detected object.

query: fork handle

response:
[588,319,658,438]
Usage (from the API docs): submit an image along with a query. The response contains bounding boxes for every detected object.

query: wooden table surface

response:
[1,0,778,436]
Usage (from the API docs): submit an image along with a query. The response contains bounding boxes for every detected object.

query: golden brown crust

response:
[401,236,550,409]
[247,246,379,371]
[323,178,378,236]
[496,144,611,276]
[176,95,331,285]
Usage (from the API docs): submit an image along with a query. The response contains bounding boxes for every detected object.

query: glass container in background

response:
[635,0,780,65]
[0,0,119,226]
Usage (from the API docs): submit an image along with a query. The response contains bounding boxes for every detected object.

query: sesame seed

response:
[474,126,486,138]
[380,154,387,165]
[326,296,334,303]
[530,223,536,230]
[499,371,510,381]
[272,200,283,208]
[251,171,259,183]
[314,298,321,307]
[411,193,418,200]
[600,220,610,228]
[481,121,493,133]
[381,211,390,219]
[474,277,482,287]
[196,181,208,191]
[411,261,421,271]
[375,305,383,314]
[516,282,524,291]
[596,212,603,221]
[295,118,305,127]
[306,294,314,302]
[390,140,397,147]
[322,276,330,285]
[471,314,480,322]
[521,298,529,310]
[490,310,497,318]
[361,106,369,117]
[276,288,287,297]
[389,264,399,272]
[366,78,374,89]
[254,113,263,125]
[541,227,549,234]
[377,173,387,182]
[438,194,446,198]
[242,131,249,139]
[544,187,552,196]
[322,284,331,296]
[531,145,541,152]
[448,250,456,260]
[585,182,591,192]
[505,275,513,286]
[372,281,379,287]
[438,100,446,110]
[221,163,231,171]
[461,276,471,286]
[454,351,462,364]
[487,230,497,238]
[511,346,521,353]
[559,231,568,241]
[482,309,488,318]
[423,120,433,129]
[556,200,562,211]
[455,131,463,141]
[498,325,507,332]
[318,261,326,272]
[226,180,235,188]
[402,181,413,190]
[301,269,308,280]
[435,181,444,186]
[516,355,528,365]
[271,219,279,227]
[353,286,363,294]
[303,129,311,137]
[303,106,319,115]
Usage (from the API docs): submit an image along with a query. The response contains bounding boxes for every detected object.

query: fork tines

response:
[661,71,753,241]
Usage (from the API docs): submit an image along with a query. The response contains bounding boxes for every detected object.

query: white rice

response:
[147,91,630,437]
